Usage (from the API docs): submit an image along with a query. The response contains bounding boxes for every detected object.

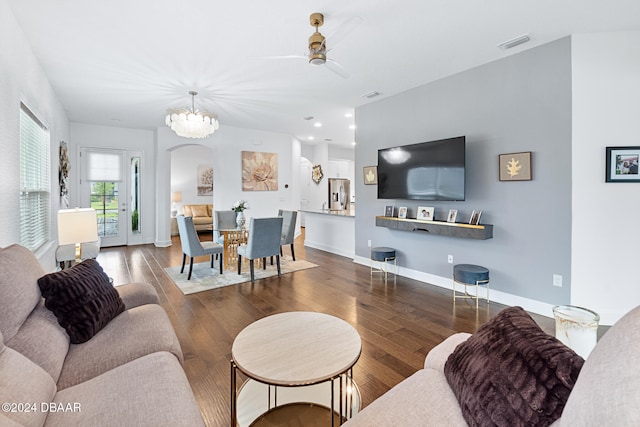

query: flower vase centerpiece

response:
[232,200,249,229]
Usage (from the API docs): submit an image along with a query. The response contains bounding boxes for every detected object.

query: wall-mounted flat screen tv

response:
[377,136,465,201]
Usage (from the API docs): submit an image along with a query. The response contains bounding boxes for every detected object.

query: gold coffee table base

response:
[250,403,341,427]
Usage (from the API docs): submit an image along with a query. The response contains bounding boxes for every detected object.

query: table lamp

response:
[57,208,99,263]
[171,191,182,217]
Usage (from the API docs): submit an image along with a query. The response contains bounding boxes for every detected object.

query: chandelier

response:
[165,91,219,138]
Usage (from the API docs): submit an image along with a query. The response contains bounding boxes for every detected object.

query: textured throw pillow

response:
[38,259,125,344]
[444,306,584,427]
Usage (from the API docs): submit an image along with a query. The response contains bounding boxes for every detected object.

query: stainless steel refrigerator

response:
[328,178,350,210]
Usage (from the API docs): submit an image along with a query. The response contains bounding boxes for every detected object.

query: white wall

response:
[170,145,214,214]
[0,0,69,269]
[571,31,640,324]
[156,125,299,246]
[69,123,156,245]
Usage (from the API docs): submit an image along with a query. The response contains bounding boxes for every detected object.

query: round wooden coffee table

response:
[230,312,362,426]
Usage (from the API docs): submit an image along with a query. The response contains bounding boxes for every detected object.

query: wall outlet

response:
[553,274,563,287]
[448,255,454,264]
[367,240,371,247]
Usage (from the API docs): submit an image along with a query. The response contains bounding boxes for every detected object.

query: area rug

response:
[164,256,318,295]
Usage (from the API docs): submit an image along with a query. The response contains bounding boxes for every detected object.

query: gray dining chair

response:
[278,209,298,261]
[213,210,237,244]
[176,215,223,280]
[237,217,283,283]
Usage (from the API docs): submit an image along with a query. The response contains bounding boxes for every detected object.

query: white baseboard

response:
[353,255,555,320]
[155,239,172,248]
[304,241,354,259]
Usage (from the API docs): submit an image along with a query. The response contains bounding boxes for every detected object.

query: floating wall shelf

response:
[375,216,493,240]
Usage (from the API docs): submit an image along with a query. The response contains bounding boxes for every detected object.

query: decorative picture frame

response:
[417,206,434,221]
[398,206,408,219]
[242,151,278,191]
[499,151,532,181]
[605,146,640,182]
[197,164,214,196]
[363,166,378,185]
[384,205,395,217]
[312,164,324,184]
[447,209,458,223]
[469,210,482,225]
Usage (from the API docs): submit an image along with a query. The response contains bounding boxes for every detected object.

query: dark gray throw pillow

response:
[444,306,584,427]
[38,259,125,344]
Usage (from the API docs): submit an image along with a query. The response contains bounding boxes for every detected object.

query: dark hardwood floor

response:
[97,229,555,427]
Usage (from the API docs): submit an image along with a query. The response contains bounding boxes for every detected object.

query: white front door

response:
[80,148,127,247]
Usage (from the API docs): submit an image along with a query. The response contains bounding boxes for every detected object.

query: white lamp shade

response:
[57,208,99,245]
[171,191,182,203]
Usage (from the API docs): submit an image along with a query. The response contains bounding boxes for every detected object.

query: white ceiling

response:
[8,0,640,147]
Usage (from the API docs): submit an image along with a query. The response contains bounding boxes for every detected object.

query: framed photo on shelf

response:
[384,205,395,217]
[605,146,640,182]
[363,166,378,185]
[469,210,482,225]
[398,206,408,219]
[499,151,532,181]
[416,206,434,221]
[447,209,458,223]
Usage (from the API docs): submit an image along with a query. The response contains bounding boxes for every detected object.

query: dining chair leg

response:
[290,244,295,261]
[237,255,242,275]
[249,259,255,283]
[263,257,267,270]
[218,253,223,274]
[210,254,214,268]
[188,257,194,280]
[276,255,281,277]
[180,253,187,273]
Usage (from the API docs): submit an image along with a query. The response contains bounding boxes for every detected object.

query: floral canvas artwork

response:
[197,165,213,196]
[242,151,278,191]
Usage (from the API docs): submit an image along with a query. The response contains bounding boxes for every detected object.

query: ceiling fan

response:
[267,13,362,79]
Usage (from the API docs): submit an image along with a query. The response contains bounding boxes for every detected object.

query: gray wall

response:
[355,37,572,305]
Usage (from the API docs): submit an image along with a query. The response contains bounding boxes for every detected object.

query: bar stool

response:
[371,247,397,283]
[453,264,490,309]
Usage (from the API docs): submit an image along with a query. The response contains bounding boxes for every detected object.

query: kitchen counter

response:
[301,208,355,217]
[302,209,355,258]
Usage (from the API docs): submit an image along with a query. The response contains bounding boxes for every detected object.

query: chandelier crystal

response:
[165,91,219,138]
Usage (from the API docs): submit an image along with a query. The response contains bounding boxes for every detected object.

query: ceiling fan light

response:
[309,53,326,65]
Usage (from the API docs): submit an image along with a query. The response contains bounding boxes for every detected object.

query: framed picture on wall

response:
[499,151,532,181]
[363,166,378,185]
[605,146,640,182]
[384,205,395,217]
[416,206,434,221]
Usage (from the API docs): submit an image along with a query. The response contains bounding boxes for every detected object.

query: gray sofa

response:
[345,305,640,427]
[0,244,205,427]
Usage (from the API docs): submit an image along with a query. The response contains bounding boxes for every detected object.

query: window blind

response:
[20,103,50,252]
[87,151,122,181]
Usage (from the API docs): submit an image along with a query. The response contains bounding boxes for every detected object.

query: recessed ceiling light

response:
[497,34,531,50]
[314,122,322,128]
[349,124,356,130]
[303,116,314,121]
[351,141,357,146]
[344,113,353,118]
[308,136,314,140]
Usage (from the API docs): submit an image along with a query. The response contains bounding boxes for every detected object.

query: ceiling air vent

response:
[497,34,531,50]
[361,91,381,99]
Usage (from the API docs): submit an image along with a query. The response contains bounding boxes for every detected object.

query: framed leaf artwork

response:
[499,152,532,181]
